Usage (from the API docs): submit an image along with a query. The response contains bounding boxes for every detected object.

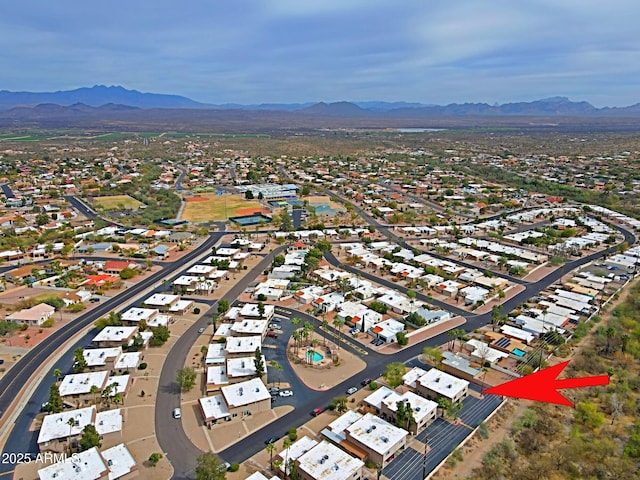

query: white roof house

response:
[224,336,262,355]
[199,394,231,421]
[370,319,405,343]
[276,435,319,471]
[38,407,123,445]
[37,447,108,480]
[227,357,258,379]
[417,369,469,402]
[82,347,122,368]
[403,367,428,389]
[221,378,270,408]
[38,406,95,444]
[121,307,157,323]
[100,443,137,480]
[231,319,268,336]
[143,293,180,308]
[296,440,364,480]
[346,413,408,456]
[206,344,226,365]
[113,352,141,370]
[59,371,109,397]
[206,366,229,386]
[239,302,275,320]
[92,326,138,344]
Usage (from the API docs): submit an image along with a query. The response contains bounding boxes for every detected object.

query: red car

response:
[266,332,278,338]
[310,408,324,417]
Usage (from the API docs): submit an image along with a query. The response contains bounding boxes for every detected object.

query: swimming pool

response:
[512,348,526,357]
[306,350,324,362]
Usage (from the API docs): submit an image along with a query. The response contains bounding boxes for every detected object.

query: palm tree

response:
[266,442,275,470]
[292,330,302,355]
[481,367,489,395]
[321,318,330,347]
[333,318,345,350]
[53,368,62,382]
[283,438,292,480]
[447,329,457,351]
[89,385,100,408]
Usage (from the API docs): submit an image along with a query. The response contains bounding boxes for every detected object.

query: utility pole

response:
[422,437,428,479]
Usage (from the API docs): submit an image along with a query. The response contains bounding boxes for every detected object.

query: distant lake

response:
[396,128,446,133]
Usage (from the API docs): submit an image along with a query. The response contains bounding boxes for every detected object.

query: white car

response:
[172,407,182,419]
[279,390,294,397]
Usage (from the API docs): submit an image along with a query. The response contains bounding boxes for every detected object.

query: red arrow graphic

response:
[483,360,609,406]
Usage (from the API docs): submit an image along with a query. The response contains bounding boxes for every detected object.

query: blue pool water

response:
[306,350,324,362]
[512,348,526,357]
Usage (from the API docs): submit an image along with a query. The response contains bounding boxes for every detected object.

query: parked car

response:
[266,332,278,338]
[172,407,182,419]
[279,390,294,397]
[360,378,371,386]
[346,386,358,395]
[370,337,378,344]
[349,328,360,335]
[310,408,324,416]
[269,323,281,329]
[89,298,100,303]
[264,435,280,445]
[269,387,280,394]
[198,327,205,334]
[374,339,385,347]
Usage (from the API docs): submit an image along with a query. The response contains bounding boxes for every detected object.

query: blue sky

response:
[2,1,639,106]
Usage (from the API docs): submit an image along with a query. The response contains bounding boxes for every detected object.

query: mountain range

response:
[2,86,640,120]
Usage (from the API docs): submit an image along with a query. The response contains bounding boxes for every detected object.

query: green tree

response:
[383,362,406,388]
[396,331,409,346]
[79,424,102,451]
[269,360,283,386]
[119,268,136,280]
[46,383,64,413]
[334,396,348,413]
[266,442,275,470]
[149,325,170,346]
[195,452,226,480]
[148,452,163,467]
[73,347,88,373]
[52,368,62,382]
[217,300,230,315]
[423,346,443,368]
[254,347,265,378]
[257,301,266,319]
[177,367,197,392]
[574,401,605,428]
[280,211,293,232]
[95,311,122,330]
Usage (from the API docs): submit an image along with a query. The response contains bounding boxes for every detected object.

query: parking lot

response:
[383,393,504,480]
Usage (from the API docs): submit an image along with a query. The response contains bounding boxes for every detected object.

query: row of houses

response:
[262,367,470,480]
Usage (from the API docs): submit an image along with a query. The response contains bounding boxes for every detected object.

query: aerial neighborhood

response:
[0,129,639,480]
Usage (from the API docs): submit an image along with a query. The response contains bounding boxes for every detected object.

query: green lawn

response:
[182,194,265,222]
[92,195,145,210]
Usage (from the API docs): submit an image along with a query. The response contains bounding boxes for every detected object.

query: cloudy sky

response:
[2,1,639,106]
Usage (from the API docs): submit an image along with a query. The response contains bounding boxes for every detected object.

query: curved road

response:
[159,223,636,479]
[0,232,225,477]
[155,247,287,479]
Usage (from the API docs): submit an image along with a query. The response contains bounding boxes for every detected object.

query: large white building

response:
[345,413,408,467]
[296,440,364,480]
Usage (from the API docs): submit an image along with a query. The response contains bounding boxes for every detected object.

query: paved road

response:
[1,184,15,199]
[155,246,288,479]
[0,233,225,477]
[159,213,636,478]
[65,195,98,219]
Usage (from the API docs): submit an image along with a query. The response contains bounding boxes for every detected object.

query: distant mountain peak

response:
[0,85,208,109]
